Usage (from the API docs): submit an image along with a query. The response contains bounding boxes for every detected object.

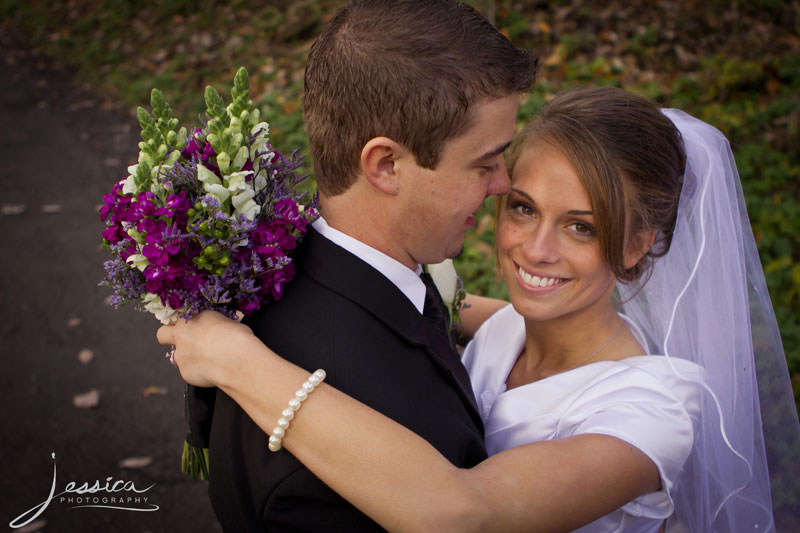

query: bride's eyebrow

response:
[509,187,534,203]
[509,188,593,216]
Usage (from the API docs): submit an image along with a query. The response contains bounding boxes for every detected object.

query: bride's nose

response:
[521,224,559,264]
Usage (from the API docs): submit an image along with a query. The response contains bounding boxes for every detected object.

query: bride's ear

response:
[624,228,656,270]
[360,137,402,196]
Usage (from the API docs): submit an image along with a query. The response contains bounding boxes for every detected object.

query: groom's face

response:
[397,94,519,265]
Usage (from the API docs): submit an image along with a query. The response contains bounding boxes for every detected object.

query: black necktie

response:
[420,272,449,335]
[419,272,482,428]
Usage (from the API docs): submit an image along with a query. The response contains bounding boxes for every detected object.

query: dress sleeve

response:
[560,365,700,518]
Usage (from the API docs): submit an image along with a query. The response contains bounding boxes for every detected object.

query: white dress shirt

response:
[312,217,426,313]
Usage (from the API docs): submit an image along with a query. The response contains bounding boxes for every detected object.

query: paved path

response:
[1,36,221,532]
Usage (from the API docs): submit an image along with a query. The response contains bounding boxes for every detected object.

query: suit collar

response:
[298,228,427,345]
[296,228,483,429]
[311,217,427,313]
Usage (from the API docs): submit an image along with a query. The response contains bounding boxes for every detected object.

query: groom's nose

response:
[487,163,511,197]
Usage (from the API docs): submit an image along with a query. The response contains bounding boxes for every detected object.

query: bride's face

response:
[496,140,617,323]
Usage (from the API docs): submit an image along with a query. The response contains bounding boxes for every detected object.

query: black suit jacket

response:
[208,228,487,532]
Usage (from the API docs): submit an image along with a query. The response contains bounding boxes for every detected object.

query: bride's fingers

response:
[156,324,175,346]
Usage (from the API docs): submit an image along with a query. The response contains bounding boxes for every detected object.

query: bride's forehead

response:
[511,148,592,207]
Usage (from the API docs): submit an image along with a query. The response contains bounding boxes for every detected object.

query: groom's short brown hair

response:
[303,0,538,196]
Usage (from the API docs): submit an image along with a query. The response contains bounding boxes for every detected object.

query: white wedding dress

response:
[462,304,705,532]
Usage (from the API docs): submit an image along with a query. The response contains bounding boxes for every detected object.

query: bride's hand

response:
[156,310,254,387]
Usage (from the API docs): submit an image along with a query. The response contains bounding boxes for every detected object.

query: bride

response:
[158,87,798,531]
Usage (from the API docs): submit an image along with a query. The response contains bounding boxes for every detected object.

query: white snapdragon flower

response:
[254,174,267,193]
[125,253,149,272]
[232,189,260,220]
[122,172,138,195]
[197,164,230,204]
[142,292,182,325]
[225,171,251,194]
[250,122,272,172]
[232,145,249,172]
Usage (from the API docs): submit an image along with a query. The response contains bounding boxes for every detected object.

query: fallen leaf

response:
[143,385,167,397]
[17,519,47,533]
[78,349,94,365]
[73,389,100,408]
[119,456,153,469]
[103,295,113,306]
[545,44,566,67]
[67,317,81,327]
[40,204,63,214]
[1,203,26,215]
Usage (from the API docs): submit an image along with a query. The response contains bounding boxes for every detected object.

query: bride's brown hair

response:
[503,86,686,283]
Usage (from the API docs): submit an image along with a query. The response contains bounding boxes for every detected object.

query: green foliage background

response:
[2,0,798,408]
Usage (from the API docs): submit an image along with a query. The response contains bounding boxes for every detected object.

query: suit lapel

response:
[296,229,483,430]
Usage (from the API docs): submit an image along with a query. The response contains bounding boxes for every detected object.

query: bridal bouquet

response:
[99,67,317,478]
[100,67,317,324]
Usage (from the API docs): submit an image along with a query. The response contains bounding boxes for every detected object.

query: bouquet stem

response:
[181,441,210,480]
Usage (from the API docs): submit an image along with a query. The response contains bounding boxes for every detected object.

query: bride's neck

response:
[514,305,625,384]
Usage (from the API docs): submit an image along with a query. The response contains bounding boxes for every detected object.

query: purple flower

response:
[142,243,169,266]
[274,198,299,221]
[102,225,122,244]
[138,217,166,237]
[181,129,218,171]
[168,291,183,310]
[238,295,261,315]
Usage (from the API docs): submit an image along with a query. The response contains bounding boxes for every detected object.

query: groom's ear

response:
[360,137,403,196]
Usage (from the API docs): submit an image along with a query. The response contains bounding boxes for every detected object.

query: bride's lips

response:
[514,263,570,293]
[465,214,476,228]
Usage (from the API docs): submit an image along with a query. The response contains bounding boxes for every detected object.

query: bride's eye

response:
[509,202,535,217]
[567,221,595,236]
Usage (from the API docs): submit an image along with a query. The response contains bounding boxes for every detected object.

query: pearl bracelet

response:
[268,369,327,452]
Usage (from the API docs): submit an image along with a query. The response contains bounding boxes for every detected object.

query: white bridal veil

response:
[618,109,800,531]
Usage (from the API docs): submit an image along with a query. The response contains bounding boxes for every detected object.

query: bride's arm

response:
[457,293,508,339]
[158,312,659,532]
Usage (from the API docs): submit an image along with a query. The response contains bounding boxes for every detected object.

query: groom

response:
[208,1,538,530]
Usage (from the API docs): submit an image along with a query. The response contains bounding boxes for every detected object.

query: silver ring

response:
[165,346,176,366]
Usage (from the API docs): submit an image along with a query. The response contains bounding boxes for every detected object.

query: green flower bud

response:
[217,152,230,174]
[199,222,209,232]
[186,208,196,217]
[219,255,230,266]
[214,229,224,239]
